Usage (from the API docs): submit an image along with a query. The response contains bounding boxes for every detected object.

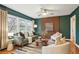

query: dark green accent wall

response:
[59,15,70,39]
[70,6,79,45]
[34,19,41,35]
[0,4,34,20]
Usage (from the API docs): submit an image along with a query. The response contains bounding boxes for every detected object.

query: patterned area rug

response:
[11,42,42,54]
[11,40,54,54]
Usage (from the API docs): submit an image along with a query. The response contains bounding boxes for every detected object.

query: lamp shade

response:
[8,33,14,36]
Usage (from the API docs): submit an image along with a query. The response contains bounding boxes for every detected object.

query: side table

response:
[7,40,14,51]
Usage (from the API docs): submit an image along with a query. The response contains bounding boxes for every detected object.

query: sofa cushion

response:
[42,42,70,54]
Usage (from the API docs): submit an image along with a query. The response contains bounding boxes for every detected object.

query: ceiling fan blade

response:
[45,9,65,12]
[49,13,54,15]
[46,9,57,11]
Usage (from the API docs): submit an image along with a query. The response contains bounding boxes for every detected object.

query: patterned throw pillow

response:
[60,37,66,44]
[55,39,62,45]
[55,37,66,45]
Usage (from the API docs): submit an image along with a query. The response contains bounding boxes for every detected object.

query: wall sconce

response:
[34,24,37,28]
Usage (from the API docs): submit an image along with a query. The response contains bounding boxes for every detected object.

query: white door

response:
[70,15,76,44]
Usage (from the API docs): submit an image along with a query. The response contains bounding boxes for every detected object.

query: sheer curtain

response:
[0,9,8,49]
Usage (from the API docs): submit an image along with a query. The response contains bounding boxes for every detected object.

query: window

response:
[8,14,33,34]
[8,14,17,33]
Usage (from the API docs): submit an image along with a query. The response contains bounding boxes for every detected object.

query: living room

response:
[0,4,79,54]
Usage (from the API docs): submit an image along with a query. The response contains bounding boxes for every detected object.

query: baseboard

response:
[75,43,79,48]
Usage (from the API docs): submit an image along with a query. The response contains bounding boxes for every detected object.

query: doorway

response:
[70,15,76,53]
[70,15,76,43]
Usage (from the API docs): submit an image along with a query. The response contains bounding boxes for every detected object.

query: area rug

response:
[11,40,54,54]
[11,42,42,54]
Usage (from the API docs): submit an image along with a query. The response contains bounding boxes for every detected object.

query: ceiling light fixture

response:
[40,8,48,16]
[40,11,48,16]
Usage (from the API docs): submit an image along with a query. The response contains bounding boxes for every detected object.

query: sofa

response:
[13,32,38,46]
[13,36,28,46]
[42,42,70,54]
[13,32,28,46]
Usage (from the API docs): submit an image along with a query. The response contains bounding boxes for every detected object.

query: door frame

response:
[70,15,76,44]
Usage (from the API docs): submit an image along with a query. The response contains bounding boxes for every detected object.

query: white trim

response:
[70,15,76,44]
[75,43,79,48]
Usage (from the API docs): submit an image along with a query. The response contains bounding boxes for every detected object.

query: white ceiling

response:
[3,4,79,18]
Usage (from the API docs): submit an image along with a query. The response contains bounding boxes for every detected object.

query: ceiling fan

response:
[37,8,63,17]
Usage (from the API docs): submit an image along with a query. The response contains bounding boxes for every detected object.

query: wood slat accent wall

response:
[41,17,60,38]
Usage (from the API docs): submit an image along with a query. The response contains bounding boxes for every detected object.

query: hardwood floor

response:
[75,46,79,54]
[0,43,79,54]
[0,49,15,54]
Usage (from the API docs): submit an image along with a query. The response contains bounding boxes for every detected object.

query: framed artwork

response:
[45,23,53,31]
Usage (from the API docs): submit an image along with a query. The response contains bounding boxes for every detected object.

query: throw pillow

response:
[55,39,62,45]
[60,37,66,44]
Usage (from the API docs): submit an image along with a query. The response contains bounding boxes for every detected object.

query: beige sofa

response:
[42,42,70,54]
